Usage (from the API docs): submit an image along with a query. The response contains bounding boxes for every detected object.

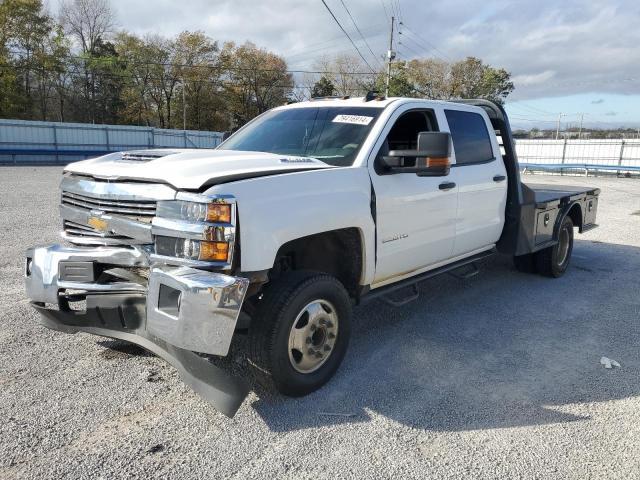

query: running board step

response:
[381,284,419,307]
[364,250,495,307]
[448,262,480,280]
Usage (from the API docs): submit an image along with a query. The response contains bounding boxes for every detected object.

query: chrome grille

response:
[63,220,133,240]
[61,191,157,223]
[59,175,176,246]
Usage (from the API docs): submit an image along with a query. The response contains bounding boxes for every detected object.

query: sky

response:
[49,0,640,129]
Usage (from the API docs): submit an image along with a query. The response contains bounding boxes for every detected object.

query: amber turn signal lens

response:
[198,241,229,262]
[426,157,450,168]
[206,203,232,223]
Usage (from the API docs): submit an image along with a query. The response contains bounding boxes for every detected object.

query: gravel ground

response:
[1,167,639,479]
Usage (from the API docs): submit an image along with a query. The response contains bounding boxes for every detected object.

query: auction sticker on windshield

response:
[332,114,374,126]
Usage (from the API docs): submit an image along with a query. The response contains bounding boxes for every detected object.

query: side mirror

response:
[381,131,451,176]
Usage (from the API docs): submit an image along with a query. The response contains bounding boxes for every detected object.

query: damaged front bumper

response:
[25,244,250,417]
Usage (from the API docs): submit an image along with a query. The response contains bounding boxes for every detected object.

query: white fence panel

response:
[0,118,224,164]
[515,139,640,173]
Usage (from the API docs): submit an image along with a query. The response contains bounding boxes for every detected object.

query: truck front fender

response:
[204,167,376,286]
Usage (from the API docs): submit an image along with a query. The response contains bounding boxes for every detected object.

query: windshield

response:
[218,106,382,167]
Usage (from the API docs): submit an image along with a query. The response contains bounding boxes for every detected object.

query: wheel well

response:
[567,203,583,231]
[270,228,363,298]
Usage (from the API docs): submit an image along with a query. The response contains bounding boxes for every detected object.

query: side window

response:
[444,110,494,165]
[374,110,437,173]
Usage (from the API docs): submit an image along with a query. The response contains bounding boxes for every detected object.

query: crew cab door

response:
[368,106,458,286]
[444,107,508,256]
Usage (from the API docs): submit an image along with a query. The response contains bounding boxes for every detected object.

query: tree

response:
[173,31,222,130]
[59,0,114,55]
[313,53,373,97]
[374,61,414,97]
[220,42,293,127]
[115,31,155,125]
[404,58,450,99]
[32,24,71,120]
[60,0,115,122]
[0,0,54,118]
[311,76,335,97]
[0,1,23,117]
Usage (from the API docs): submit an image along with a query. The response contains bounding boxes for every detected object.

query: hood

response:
[64,149,334,190]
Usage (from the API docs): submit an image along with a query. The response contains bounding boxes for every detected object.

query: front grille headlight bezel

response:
[151,194,237,269]
[156,199,233,224]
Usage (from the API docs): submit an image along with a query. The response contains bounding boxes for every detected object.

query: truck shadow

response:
[248,239,640,432]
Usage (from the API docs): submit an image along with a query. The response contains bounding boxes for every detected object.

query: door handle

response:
[438,182,456,191]
[493,175,506,182]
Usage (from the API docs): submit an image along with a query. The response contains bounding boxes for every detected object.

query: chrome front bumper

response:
[25,244,249,357]
[24,244,251,416]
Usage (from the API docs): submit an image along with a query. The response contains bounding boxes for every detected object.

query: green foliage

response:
[403,56,514,104]
[311,76,335,97]
[0,0,54,118]
[0,2,514,129]
[220,41,293,127]
[373,61,415,97]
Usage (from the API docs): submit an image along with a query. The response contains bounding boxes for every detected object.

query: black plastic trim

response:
[450,157,497,167]
[362,249,495,304]
[31,295,249,417]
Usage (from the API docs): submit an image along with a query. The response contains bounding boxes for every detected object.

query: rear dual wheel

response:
[535,216,574,277]
[513,216,574,278]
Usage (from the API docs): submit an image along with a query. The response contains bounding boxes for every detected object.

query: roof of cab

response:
[276,96,477,111]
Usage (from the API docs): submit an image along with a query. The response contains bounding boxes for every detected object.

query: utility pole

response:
[578,113,584,139]
[385,16,395,98]
[182,77,187,132]
[555,113,566,140]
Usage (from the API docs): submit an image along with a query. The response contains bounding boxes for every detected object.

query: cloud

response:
[48,0,640,101]
[512,70,556,87]
[591,99,605,104]
[605,111,618,116]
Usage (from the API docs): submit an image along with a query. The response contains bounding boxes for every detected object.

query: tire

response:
[513,253,537,273]
[247,271,352,397]
[535,216,574,277]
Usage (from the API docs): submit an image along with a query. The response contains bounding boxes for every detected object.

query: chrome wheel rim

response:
[287,299,339,373]
[557,225,570,266]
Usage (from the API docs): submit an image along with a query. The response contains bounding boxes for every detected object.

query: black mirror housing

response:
[417,131,451,157]
[380,131,452,176]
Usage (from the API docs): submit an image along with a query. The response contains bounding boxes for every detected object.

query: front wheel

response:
[247,271,352,396]
[535,216,574,277]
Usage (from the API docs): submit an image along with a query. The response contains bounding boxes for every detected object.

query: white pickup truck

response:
[25,95,600,416]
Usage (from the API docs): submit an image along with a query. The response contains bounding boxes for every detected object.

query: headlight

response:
[153,196,236,267]
[155,236,230,262]
[157,200,232,224]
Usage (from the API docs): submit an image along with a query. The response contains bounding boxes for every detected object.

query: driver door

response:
[368,105,458,286]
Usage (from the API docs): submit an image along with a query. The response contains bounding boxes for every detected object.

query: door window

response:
[444,110,494,165]
[374,110,438,173]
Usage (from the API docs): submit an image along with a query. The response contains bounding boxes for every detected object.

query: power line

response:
[379,0,389,18]
[394,0,404,24]
[399,33,443,60]
[4,49,376,76]
[397,41,422,59]
[401,25,452,62]
[282,23,386,60]
[320,0,376,73]
[338,0,383,68]
[505,100,557,116]
[2,63,372,96]
[389,0,399,20]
